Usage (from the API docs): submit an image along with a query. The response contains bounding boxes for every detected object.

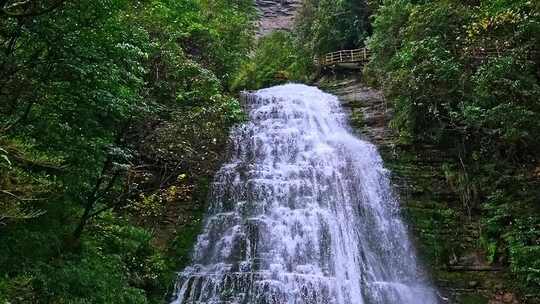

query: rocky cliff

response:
[318,73,526,304]
[255,0,302,36]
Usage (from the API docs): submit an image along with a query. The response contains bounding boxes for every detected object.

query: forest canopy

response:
[0,0,253,302]
[1,0,539,302]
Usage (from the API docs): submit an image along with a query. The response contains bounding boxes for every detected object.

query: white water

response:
[170,84,438,304]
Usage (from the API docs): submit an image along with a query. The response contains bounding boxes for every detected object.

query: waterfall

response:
[170,84,438,304]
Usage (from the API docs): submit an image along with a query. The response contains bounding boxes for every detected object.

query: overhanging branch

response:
[1,0,66,17]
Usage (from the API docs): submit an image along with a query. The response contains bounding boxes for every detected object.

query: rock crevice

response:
[255,0,302,36]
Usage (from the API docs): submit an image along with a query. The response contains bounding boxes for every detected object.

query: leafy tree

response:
[296,0,372,55]
[0,0,255,302]
[231,31,313,91]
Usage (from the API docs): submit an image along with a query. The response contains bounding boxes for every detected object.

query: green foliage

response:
[368,0,539,149]
[296,0,372,55]
[231,31,313,91]
[0,214,168,303]
[364,0,411,83]
[232,0,373,92]
[368,1,469,143]
[367,0,540,292]
[506,217,540,288]
[138,0,255,84]
[468,56,540,146]
[169,214,205,270]
[0,0,255,302]
[482,186,540,291]
[0,138,57,225]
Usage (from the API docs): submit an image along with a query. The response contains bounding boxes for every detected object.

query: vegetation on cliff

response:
[231,31,312,91]
[244,0,539,300]
[295,0,372,55]
[0,0,253,302]
[1,0,539,302]
[366,0,540,294]
[232,0,372,91]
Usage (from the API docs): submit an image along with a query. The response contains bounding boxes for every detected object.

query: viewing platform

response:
[314,48,371,69]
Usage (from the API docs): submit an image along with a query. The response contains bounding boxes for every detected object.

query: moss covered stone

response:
[320,75,528,303]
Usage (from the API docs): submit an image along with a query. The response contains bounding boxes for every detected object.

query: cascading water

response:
[170,84,438,304]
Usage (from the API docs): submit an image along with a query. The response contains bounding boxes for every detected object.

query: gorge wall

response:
[255,0,302,36]
[317,73,529,304]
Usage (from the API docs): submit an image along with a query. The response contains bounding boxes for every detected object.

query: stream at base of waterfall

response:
[170,84,439,304]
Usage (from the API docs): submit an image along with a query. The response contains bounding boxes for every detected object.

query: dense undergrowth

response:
[0,0,253,302]
[230,31,312,91]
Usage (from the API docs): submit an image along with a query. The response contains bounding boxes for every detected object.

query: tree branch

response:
[0,189,41,201]
[3,0,31,11]
[1,0,66,18]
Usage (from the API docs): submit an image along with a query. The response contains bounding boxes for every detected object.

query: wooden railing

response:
[314,48,371,67]
[315,46,539,67]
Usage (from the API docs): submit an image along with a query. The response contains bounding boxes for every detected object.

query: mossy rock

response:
[458,294,489,304]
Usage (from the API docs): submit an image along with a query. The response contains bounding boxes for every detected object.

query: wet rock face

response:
[319,74,530,304]
[255,0,302,36]
[323,78,393,147]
